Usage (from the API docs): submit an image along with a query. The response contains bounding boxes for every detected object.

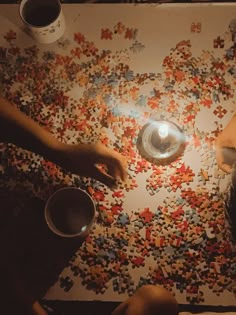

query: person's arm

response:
[215,114,236,173]
[0,96,127,187]
[0,96,62,161]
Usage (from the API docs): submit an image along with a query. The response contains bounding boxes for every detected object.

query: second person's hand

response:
[216,114,236,173]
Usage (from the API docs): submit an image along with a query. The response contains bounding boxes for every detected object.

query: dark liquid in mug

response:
[23,5,60,27]
[52,206,89,235]
[48,191,94,235]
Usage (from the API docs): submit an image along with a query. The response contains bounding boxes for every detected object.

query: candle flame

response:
[158,123,169,138]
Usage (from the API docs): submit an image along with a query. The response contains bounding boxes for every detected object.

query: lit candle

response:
[158,123,169,139]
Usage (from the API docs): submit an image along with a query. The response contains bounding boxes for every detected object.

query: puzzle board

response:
[0,3,236,306]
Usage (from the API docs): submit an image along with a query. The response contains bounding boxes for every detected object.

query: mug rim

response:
[44,187,96,238]
[19,0,62,28]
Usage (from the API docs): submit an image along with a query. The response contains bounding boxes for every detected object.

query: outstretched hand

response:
[0,96,127,187]
[216,114,236,173]
[56,142,127,188]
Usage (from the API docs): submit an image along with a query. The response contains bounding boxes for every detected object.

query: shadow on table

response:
[0,189,83,311]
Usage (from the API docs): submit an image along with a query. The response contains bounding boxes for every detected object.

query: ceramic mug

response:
[45,187,96,238]
[19,0,65,44]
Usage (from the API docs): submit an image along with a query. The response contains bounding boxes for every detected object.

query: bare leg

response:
[111,285,178,315]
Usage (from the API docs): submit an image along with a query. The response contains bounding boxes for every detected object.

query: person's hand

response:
[55,142,127,188]
[0,97,127,187]
[216,114,236,173]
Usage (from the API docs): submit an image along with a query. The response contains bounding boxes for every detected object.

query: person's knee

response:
[112,285,178,315]
[131,285,178,315]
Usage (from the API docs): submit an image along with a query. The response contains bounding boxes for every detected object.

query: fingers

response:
[219,163,232,173]
[215,140,234,174]
[95,144,127,182]
[91,166,117,188]
[91,155,127,188]
[109,156,127,182]
[216,148,232,173]
[215,145,225,171]
[68,143,127,187]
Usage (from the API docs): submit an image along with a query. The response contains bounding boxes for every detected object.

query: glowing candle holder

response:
[137,120,186,165]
